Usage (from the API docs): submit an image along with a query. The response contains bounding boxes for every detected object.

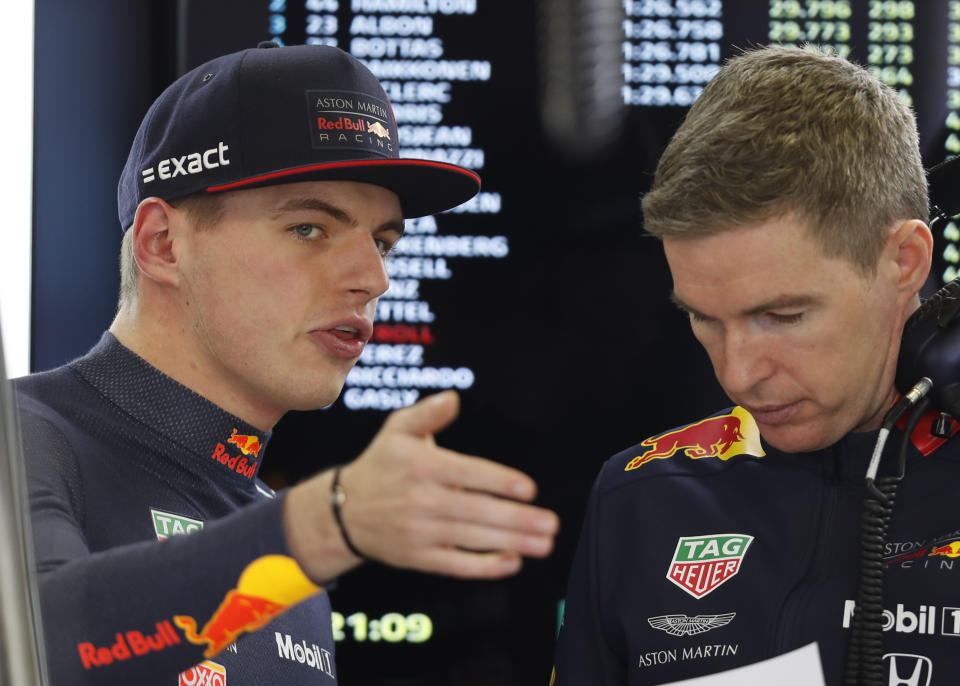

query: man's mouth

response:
[327,317,373,344]
[332,324,360,340]
[744,401,801,426]
[309,319,372,359]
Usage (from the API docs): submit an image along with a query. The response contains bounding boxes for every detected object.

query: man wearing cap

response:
[17,42,558,685]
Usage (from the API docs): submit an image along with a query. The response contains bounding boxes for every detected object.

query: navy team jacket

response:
[15,333,337,685]
[552,406,960,685]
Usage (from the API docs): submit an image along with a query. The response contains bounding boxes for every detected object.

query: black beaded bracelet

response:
[330,465,365,560]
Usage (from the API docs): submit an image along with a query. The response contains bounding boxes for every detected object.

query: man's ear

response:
[131,197,183,287]
[887,219,933,301]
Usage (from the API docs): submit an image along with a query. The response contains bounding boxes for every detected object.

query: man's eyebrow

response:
[270,197,358,226]
[670,292,821,319]
[269,196,404,236]
[380,218,405,238]
[670,292,707,319]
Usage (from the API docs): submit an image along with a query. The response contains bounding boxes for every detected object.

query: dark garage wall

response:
[32,0,174,372]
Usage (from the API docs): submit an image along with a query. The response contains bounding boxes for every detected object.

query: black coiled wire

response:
[843,397,930,685]
[844,476,897,685]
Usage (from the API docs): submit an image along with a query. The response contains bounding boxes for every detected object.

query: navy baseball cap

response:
[117,42,481,228]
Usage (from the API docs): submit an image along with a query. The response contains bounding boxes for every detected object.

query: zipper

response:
[771,452,839,654]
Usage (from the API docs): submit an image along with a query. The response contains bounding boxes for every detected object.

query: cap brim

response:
[204,158,480,218]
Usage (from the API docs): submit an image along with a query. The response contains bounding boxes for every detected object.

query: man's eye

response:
[769,312,804,325]
[689,311,711,324]
[290,224,321,240]
[375,237,398,257]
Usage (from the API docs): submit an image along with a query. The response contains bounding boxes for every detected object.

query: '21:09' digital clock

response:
[331,612,434,643]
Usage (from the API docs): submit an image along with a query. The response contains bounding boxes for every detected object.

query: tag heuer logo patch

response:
[667,533,753,598]
[151,509,204,541]
[648,612,736,636]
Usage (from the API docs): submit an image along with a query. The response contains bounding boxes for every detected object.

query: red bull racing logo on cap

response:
[307,90,395,156]
[667,533,754,599]
[174,555,322,659]
[625,407,764,471]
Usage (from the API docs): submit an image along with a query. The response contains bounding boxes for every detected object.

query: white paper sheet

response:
[657,643,826,686]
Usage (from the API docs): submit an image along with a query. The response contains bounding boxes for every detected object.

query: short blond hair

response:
[641,44,928,273]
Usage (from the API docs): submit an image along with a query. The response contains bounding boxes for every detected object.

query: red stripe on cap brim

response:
[205,158,481,193]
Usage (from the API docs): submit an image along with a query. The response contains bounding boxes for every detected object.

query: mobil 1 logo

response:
[667,533,754,599]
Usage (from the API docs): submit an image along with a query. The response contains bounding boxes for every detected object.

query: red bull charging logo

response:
[174,555,321,659]
[367,121,391,139]
[625,407,764,471]
[929,541,960,558]
[227,429,262,458]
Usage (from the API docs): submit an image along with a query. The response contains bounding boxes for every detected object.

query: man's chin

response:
[284,383,346,412]
[757,423,837,455]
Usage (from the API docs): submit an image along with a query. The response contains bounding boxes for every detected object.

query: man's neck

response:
[109,306,282,432]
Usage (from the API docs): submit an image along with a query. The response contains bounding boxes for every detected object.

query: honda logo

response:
[883,653,932,686]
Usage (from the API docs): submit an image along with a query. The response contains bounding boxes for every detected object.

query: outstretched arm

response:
[284,390,560,581]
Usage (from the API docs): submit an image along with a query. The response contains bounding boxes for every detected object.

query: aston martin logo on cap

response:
[306,90,395,156]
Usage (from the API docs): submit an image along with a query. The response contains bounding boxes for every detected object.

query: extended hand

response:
[285,391,559,581]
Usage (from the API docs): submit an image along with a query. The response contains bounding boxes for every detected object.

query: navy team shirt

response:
[15,333,338,685]
[552,406,960,685]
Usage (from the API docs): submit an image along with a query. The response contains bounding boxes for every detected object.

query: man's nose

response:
[714,327,774,396]
[340,231,390,300]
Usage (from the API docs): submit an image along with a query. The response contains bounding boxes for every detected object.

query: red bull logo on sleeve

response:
[174,555,322,659]
[929,541,960,558]
[76,621,181,670]
[226,429,262,458]
[179,660,226,686]
[667,533,754,599]
[625,407,764,471]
